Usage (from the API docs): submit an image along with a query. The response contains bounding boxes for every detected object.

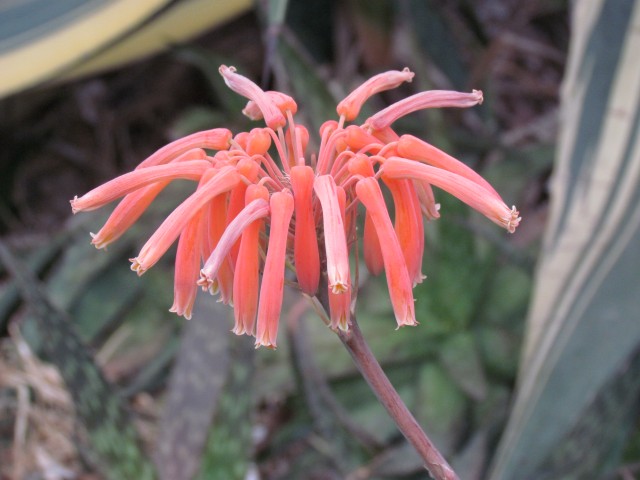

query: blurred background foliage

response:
[0,0,638,479]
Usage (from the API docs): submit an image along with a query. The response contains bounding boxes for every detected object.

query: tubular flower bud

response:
[246,128,272,156]
[130,166,241,276]
[381,158,521,233]
[356,177,417,327]
[137,128,232,169]
[255,190,294,348]
[170,208,205,320]
[89,149,208,249]
[337,68,415,121]
[367,89,483,130]
[396,134,500,199]
[243,91,298,120]
[233,184,270,336]
[314,175,351,294]
[219,65,286,129]
[290,166,320,295]
[343,125,384,152]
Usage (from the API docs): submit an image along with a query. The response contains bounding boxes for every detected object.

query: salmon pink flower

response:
[381,157,521,232]
[356,177,417,327]
[169,208,205,320]
[232,184,270,336]
[290,165,320,295]
[71,65,520,347]
[337,68,415,121]
[314,175,351,295]
[366,89,483,131]
[255,190,294,348]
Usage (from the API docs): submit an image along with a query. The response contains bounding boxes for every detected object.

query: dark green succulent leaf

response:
[476,327,520,381]
[438,332,488,402]
[415,364,468,457]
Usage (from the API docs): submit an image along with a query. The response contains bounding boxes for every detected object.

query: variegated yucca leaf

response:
[490,1,640,478]
[0,0,252,99]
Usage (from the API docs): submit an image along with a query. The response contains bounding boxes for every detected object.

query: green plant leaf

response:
[415,363,468,457]
[490,1,640,478]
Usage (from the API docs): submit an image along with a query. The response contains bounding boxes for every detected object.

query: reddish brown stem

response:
[336,316,459,480]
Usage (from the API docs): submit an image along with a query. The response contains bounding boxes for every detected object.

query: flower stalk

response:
[334,310,459,480]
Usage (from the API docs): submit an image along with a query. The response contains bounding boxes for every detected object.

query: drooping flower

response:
[71,66,520,348]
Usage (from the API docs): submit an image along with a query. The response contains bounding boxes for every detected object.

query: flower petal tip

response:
[334,318,351,332]
[395,319,419,330]
[169,305,193,320]
[70,196,80,214]
[507,206,521,233]
[413,274,427,287]
[129,258,146,276]
[89,232,107,250]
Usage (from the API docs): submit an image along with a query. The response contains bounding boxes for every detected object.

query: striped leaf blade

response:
[490,1,640,478]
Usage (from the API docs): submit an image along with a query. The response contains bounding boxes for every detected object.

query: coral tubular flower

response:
[356,178,417,327]
[88,148,209,249]
[290,166,320,295]
[219,65,286,129]
[367,89,483,131]
[337,68,415,121]
[381,157,521,233]
[72,64,520,347]
[314,175,351,294]
[382,177,425,286]
[131,166,240,275]
[199,196,271,290]
[137,128,232,169]
[201,189,234,303]
[395,134,500,199]
[169,208,205,320]
[327,184,352,331]
[71,160,211,213]
[255,190,294,348]
[233,184,270,336]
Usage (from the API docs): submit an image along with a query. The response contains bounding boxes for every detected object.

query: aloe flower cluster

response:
[71,65,520,348]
